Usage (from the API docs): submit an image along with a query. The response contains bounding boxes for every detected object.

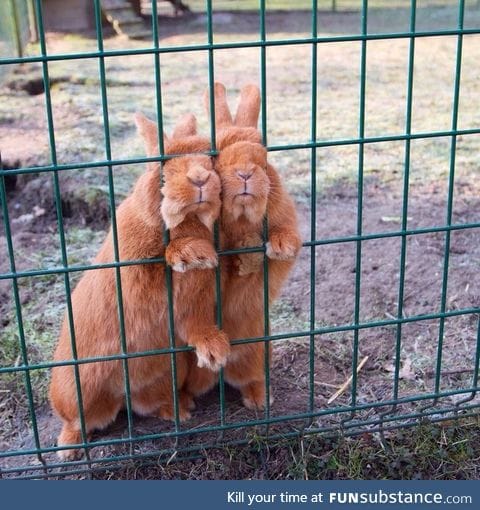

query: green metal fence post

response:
[93,0,135,445]
[259,0,271,429]
[151,0,182,433]
[33,0,92,463]
[308,0,318,421]
[378,0,418,433]
[434,0,465,399]
[204,0,228,431]
[347,0,368,423]
[0,155,45,471]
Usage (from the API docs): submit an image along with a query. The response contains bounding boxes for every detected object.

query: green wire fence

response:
[1,0,480,479]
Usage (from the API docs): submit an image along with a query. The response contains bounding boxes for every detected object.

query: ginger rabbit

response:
[183,83,302,410]
[215,83,302,410]
[49,113,230,460]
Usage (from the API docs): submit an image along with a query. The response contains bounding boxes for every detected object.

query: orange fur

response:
[49,113,229,460]
[186,83,302,409]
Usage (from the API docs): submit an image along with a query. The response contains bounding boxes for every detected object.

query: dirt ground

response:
[2,173,479,476]
[1,7,480,478]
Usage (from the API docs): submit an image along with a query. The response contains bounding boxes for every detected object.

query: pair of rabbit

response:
[49,83,301,461]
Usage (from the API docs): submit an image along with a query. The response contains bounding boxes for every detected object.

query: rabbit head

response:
[160,151,220,231]
[216,140,269,223]
[204,82,270,224]
[135,113,221,231]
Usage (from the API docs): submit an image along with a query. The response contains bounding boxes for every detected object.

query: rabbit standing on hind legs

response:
[49,113,230,460]
[184,82,302,411]
[214,83,302,410]
[136,113,230,372]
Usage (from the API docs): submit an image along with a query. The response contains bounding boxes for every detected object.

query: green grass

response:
[271,296,310,333]
[93,417,480,479]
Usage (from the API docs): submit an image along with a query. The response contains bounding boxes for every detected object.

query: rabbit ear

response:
[203,82,233,129]
[135,113,169,156]
[234,84,261,128]
[172,113,197,139]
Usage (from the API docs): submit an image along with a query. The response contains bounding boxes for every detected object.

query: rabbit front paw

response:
[194,329,231,372]
[166,238,218,272]
[266,231,302,260]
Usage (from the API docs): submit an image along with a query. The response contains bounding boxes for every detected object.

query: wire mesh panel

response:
[0,0,480,479]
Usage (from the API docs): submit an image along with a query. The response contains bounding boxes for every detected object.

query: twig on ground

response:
[327,356,369,405]
[425,368,473,377]
[314,381,340,389]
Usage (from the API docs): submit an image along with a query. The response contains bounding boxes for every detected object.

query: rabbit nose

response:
[237,170,253,181]
[187,175,209,188]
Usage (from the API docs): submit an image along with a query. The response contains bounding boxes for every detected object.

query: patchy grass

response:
[271,296,310,333]
[0,226,104,447]
[90,417,480,479]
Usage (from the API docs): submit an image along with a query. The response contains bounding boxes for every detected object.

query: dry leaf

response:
[399,357,416,381]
